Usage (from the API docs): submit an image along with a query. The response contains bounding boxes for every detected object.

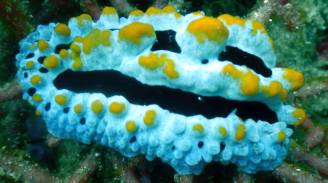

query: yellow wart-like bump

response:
[55,23,71,36]
[109,102,125,114]
[35,109,42,116]
[74,103,83,114]
[235,123,246,141]
[126,120,138,133]
[102,7,117,15]
[143,110,157,126]
[240,71,260,96]
[252,20,267,35]
[277,131,286,142]
[30,75,42,85]
[218,127,228,137]
[26,60,34,69]
[283,68,304,91]
[139,53,165,70]
[91,100,103,114]
[130,9,144,16]
[192,123,205,133]
[72,58,83,70]
[44,55,59,69]
[59,49,69,58]
[38,40,49,52]
[70,43,81,54]
[75,14,92,27]
[119,22,155,45]
[262,81,282,97]
[162,5,177,13]
[218,14,246,27]
[145,6,161,15]
[55,94,67,105]
[222,64,242,79]
[292,108,306,126]
[32,94,43,103]
[82,29,111,54]
[187,16,229,44]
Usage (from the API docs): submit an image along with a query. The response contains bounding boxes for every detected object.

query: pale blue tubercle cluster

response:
[15,6,306,175]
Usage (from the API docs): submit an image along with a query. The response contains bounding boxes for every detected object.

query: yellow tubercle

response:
[218,14,246,27]
[146,6,162,15]
[72,58,83,70]
[55,94,67,105]
[218,127,228,137]
[102,7,117,15]
[187,17,229,44]
[82,29,111,54]
[59,49,69,58]
[143,110,156,126]
[55,23,71,36]
[74,103,83,114]
[26,60,34,69]
[32,94,43,103]
[101,31,111,46]
[44,55,59,69]
[139,53,179,79]
[109,102,125,114]
[91,100,103,114]
[130,9,144,16]
[163,59,179,79]
[279,88,289,101]
[292,108,306,126]
[35,110,42,116]
[119,22,155,45]
[262,80,282,97]
[38,40,49,52]
[139,53,165,70]
[235,123,246,141]
[222,64,242,79]
[192,11,204,16]
[192,123,205,133]
[126,120,138,133]
[283,68,304,91]
[240,71,260,96]
[162,5,177,13]
[70,43,81,54]
[277,131,286,142]
[75,14,92,27]
[30,75,42,85]
[74,36,83,43]
[252,20,267,35]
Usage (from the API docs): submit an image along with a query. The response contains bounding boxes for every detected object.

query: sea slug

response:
[16,5,306,174]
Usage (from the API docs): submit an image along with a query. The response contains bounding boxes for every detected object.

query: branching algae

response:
[16,5,306,175]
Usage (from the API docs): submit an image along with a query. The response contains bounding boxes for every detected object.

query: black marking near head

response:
[37,56,46,64]
[218,46,272,77]
[54,43,71,54]
[54,70,278,123]
[63,107,70,113]
[151,30,181,53]
[80,117,86,125]
[28,88,37,96]
[39,67,48,73]
[25,53,34,59]
[129,136,137,143]
[45,102,51,111]
[201,59,209,64]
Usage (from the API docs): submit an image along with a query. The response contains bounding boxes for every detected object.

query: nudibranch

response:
[16,5,306,174]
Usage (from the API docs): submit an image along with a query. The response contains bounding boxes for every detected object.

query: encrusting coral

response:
[15,4,306,175]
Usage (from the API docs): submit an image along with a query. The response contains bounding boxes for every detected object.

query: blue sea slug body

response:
[16,5,306,175]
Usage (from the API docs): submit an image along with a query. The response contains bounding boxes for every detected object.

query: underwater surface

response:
[0,0,328,182]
